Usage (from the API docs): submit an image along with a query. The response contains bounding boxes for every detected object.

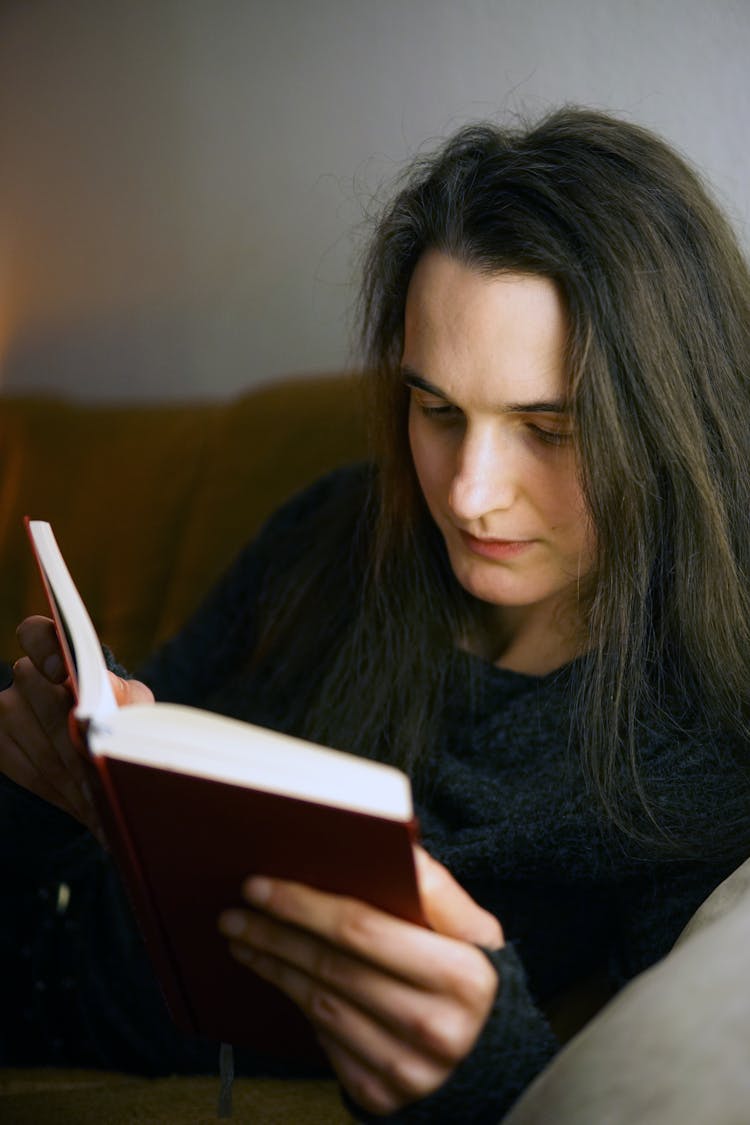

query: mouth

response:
[458,530,535,560]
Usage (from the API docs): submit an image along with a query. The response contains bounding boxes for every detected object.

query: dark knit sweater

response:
[2,464,748,1124]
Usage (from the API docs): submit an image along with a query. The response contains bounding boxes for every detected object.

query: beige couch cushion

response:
[503,854,750,1124]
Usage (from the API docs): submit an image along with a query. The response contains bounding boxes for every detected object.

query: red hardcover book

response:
[25,518,424,1057]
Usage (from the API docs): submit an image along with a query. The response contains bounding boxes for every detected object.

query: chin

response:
[448,555,539,608]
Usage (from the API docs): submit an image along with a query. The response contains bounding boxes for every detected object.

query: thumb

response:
[108,674,155,707]
[414,845,504,949]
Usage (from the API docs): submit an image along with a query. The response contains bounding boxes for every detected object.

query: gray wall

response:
[1,0,748,401]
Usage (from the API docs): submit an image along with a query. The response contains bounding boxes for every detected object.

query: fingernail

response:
[43,654,65,682]
[218,910,246,937]
[110,676,128,703]
[243,877,271,905]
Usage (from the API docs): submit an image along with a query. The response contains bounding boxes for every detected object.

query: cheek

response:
[534,455,582,519]
[408,412,447,504]
[555,474,596,560]
[533,460,594,548]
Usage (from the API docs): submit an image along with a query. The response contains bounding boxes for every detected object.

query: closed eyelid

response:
[410,389,457,409]
[413,396,463,418]
[403,373,452,402]
[520,410,572,426]
[405,380,461,418]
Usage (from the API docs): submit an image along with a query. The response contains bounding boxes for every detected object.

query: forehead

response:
[403,251,569,401]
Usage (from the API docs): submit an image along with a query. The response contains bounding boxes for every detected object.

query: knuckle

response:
[444,947,497,1008]
[245,911,273,947]
[309,986,339,1025]
[309,943,341,988]
[382,1052,437,1100]
[347,1073,397,1117]
[10,657,32,687]
[334,899,380,951]
[410,1004,476,1061]
[476,916,504,949]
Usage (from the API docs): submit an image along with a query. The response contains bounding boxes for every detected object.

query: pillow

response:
[502,854,750,1124]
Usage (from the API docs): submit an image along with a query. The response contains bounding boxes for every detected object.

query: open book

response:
[26,519,423,1057]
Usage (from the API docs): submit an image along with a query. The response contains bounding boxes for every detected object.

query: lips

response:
[458,530,535,560]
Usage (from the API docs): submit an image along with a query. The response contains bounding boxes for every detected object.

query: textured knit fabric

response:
[2,464,749,1124]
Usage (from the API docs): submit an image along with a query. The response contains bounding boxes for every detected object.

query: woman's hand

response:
[0,615,153,835]
[218,845,503,1116]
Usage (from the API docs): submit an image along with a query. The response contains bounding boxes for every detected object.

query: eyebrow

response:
[400,366,568,414]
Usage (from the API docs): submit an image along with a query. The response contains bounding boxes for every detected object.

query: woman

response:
[2,107,750,1123]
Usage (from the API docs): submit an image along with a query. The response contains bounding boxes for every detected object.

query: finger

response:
[317,1029,437,1117]
[274,957,451,1110]
[109,674,155,708]
[0,726,81,815]
[1,665,80,785]
[16,619,155,708]
[16,616,67,683]
[318,1030,405,1116]
[6,659,93,823]
[0,707,92,826]
[16,660,105,836]
[219,907,494,1058]
[238,878,497,1002]
[12,659,84,773]
[413,846,504,948]
[225,937,452,1105]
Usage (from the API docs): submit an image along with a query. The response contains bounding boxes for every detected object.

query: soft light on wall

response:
[1,0,748,402]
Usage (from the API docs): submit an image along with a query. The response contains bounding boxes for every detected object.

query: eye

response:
[526,422,573,447]
[409,388,463,423]
[418,402,461,420]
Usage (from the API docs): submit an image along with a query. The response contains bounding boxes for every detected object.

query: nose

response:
[448,424,519,522]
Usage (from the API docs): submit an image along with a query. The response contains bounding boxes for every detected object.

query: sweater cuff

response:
[343,942,559,1125]
[102,645,131,680]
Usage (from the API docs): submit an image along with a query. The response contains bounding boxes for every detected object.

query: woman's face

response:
[404,250,595,630]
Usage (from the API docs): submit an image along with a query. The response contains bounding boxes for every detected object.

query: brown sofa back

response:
[0,374,366,668]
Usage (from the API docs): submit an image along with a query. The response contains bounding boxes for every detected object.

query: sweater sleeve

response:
[343,943,559,1125]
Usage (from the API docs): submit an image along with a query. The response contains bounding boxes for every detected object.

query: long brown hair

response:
[261,108,750,850]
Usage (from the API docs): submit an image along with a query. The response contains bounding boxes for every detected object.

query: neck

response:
[478,595,589,677]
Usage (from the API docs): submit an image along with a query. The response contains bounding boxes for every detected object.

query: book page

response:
[26,520,118,722]
[93,702,413,821]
